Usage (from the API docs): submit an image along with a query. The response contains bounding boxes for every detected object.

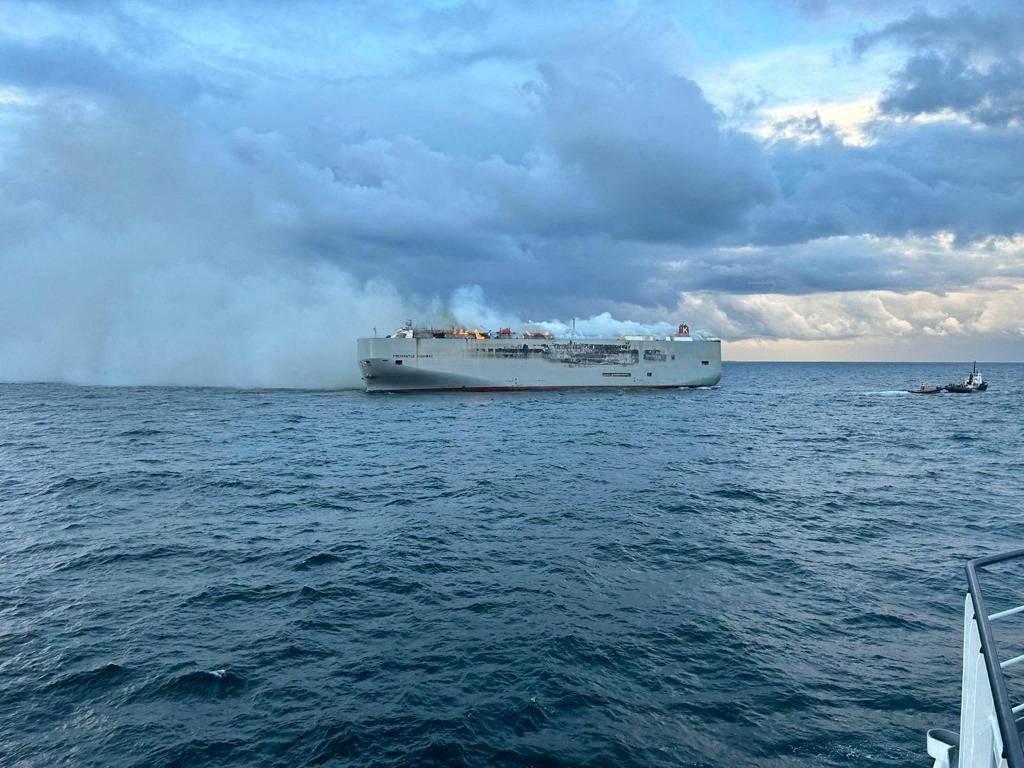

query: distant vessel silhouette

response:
[945,362,987,393]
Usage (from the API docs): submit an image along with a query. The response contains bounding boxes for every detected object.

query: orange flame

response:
[451,327,489,339]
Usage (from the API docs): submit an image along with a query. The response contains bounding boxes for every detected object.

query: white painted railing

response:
[929,550,1024,768]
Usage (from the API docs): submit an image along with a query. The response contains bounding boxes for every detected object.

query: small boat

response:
[907,385,943,394]
[945,362,988,393]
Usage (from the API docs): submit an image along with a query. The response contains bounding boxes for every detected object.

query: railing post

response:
[959,593,1007,767]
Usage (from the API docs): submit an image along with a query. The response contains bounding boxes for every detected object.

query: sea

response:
[2,362,1022,768]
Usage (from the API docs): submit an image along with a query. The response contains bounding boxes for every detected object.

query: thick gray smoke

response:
[0,107,676,388]
[2,252,411,389]
[0,107,416,388]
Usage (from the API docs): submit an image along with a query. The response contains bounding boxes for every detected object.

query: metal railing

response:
[964,549,1024,768]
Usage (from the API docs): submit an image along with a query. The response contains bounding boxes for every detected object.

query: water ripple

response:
[1,363,1022,767]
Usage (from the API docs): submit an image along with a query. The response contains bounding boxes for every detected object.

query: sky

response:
[0,0,1022,385]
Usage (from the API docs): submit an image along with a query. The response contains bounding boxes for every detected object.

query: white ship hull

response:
[357,336,721,392]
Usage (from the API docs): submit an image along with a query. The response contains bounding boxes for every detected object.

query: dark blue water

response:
[2,362,1022,767]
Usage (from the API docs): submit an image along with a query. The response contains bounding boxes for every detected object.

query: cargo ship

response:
[358,323,722,393]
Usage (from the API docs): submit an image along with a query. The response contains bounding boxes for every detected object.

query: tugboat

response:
[945,362,988,393]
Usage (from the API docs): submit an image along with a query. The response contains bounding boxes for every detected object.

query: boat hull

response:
[357,336,722,393]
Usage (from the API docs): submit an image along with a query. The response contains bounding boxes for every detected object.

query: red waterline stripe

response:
[366,384,704,393]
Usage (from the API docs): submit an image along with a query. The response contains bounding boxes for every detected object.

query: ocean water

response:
[1,362,1022,768]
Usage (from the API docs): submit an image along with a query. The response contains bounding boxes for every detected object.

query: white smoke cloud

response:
[2,243,413,388]
[445,285,690,339]
[0,106,418,388]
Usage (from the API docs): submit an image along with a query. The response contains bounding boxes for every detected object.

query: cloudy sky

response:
[1,0,1022,385]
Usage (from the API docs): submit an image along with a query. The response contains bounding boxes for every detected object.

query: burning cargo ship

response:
[357,323,722,393]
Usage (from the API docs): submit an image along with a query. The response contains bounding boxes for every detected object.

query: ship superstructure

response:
[358,323,722,393]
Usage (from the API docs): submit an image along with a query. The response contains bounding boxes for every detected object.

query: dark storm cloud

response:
[852,4,1024,56]
[195,56,782,285]
[754,120,1024,247]
[1,25,1020,310]
[877,52,1024,127]
[854,5,1024,126]
[537,63,778,243]
[0,36,124,92]
[0,33,239,104]
[659,236,1024,296]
